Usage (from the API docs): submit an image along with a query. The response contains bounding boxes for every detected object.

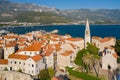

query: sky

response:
[10,0,120,10]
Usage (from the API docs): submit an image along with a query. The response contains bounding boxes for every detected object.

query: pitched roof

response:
[69,43,78,49]
[45,48,54,56]
[31,55,42,62]
[5,42,17,47]
[100,37,115,43]
[0,59,8,64]
[8,54,29,60]
[92,36,101,40]
[61,50,73,56]
[66,38,83,41]
[4,35,18,39]
[23,42,41,51]
[112,53,118,59]
[55,44,61,51]
[26,33,33,36]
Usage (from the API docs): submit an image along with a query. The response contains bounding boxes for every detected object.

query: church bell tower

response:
[84,19,91,48]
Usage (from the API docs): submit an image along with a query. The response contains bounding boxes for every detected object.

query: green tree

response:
[74,49,87,67]
[38,69,49,80]
[86,43,100,77]
[74,43,100,77]
[115,39,120,56]
[87,43,99,59]
[82,53,95,72]
[48,67,55,79]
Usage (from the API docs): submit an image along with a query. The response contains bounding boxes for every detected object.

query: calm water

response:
[0,25,120,39]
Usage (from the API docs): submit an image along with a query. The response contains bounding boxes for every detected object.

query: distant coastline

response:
[1,23,120,28]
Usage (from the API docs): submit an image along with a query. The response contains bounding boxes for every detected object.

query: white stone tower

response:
[84,19,91,48]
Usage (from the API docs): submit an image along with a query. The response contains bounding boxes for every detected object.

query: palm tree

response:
[82,53,95,72]
[86,43,100,77]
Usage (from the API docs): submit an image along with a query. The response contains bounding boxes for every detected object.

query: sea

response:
[0,25,120,39]
[1,24,120,79]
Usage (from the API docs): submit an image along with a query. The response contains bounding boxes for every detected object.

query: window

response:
[32,64,34,67]
[11,61,12,64]
[19,62,21,64]
[28,64,30,66]
[35,52,37,55]
[30,52,32,54]
[107,51,109,54]
[23,63,25,65]
[14,61,17,64]
[24,52,26,54]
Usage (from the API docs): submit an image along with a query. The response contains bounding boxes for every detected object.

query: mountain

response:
[0,0,120,24]
[0,0,60,14]
[60,9,120,24]
[0,0,70,25]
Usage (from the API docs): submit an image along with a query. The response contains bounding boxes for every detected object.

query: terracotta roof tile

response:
[8,54,29,60]
[69,43,78,49]
[45,48,54,56]
[112,53,118,59]
[5,42,17,47]
[66,38,83,41]
[100,37,115,43]
[92,36,101,40]
[55,44,61,51]
[26,33,33,36]
[23,42,41,51]
[0,59,8,64]
[61,50,73,56]
[31,55,42,62]
[4,35,18,39]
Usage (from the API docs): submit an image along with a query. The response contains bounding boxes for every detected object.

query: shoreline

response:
[1,24,120,28]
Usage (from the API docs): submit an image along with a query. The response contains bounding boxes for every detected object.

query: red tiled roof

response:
[8,54,43,62]
[5,42,17,47]
[8,54,29,60]
[66,38,83,41]
[69,43,78,49]
[112,53,118,59]
[55,44,61,51]
[45,48,54,56]
[0,59,8,64]
[31,55,42,62]
[23,42,41,51]
[100,37,115,43]
[92,36,101,40]
[61,50,73,56]
[26,33,33,36]
[4,35,18,39]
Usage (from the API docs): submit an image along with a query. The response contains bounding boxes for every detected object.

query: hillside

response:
[0,0,120,25]
[0,11,70,26]
[61,9,120,24]
[15,12,70,24]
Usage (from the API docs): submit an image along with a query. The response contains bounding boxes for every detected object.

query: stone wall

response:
[0,71,33,80]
